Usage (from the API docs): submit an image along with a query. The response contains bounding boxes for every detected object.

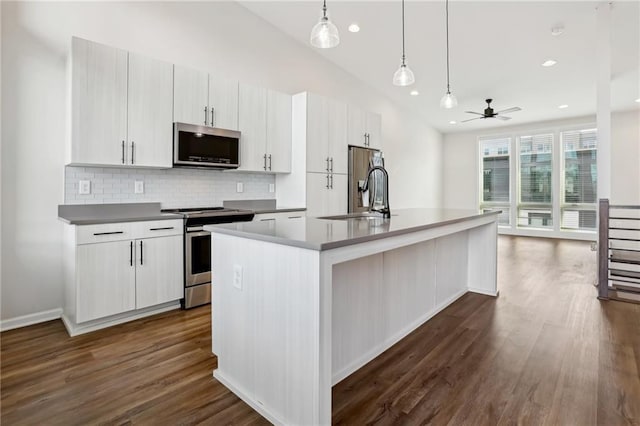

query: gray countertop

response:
[58,203,183,225]
[205,208,500,251]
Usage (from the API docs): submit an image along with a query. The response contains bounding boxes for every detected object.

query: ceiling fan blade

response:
[496,107,521,114]
[495,115,512,121]
[464,111,485,116]
[462,117,483,123]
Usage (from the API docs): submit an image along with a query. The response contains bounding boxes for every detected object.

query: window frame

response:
[477,135,513,227]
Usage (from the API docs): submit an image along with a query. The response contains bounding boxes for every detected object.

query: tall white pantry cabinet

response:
[69,37,173,168]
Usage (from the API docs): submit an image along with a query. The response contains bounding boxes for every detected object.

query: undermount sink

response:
[319,212,391,221]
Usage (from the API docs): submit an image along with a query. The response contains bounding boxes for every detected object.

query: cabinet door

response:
[266,90,292,173]
[70,37,128,166]
[76,240,136,322]
[238,83,267,171]
[173,65,209,126]
[327,174,348,216]
[306,172,330,217]
[127,52,174,168]
[306,93,329,174]
[135,235,184,309]
[209,73,239,130]
[328,99,348,174]
[347,105,368,148]
[366,112,383,150]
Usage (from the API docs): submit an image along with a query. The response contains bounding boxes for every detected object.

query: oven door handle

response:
[187,231,211,238]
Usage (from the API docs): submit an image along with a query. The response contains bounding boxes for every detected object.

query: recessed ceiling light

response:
[348,23,360,33]
[542,59,557,67]
[558,104,569,109]
[449,120,457,124]
[410,90,419,96]
[636,98,640,103]
[551,26,564,36]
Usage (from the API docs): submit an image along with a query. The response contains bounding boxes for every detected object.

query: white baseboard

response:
[0,308,63,332]
[468,287,500,297]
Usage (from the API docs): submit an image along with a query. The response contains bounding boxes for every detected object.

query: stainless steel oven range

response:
[161,207,254,309]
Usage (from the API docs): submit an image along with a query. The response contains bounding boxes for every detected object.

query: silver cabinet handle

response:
[204,106,208,125]
[149,227,174,231]
[130,241,133,267]
[93,231,124,236]
[268,154,272,171]
[121,141,125,164]
[260,218,276,222]
[364,133,367,146]
[131,141,135,164]
[140,240,143,265]
[263,154,267,170]
[330,174,334,189]
[326,174,330,189]
[211,107,215,127]
[326,157,330,172]
[330,157,334,173]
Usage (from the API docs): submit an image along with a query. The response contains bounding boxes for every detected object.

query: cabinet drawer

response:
[76,223,135,245]
[134,220,184,239]
[254,212,306,222]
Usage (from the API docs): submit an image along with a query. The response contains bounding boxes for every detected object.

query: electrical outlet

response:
[79,180,91,195]
[233,264,243,290]
[269,183,275,193]
[236,182,244,193]
[134,181,144,194]
[590,242,597,251]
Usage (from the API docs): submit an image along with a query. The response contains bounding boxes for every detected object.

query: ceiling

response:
[241,1,640,133]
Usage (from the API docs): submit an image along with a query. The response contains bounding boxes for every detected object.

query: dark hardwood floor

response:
[2,236,639,425]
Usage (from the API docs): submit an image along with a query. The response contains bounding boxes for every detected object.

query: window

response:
[518,134,553,228]
[479,137,511,226]
[561,128,597,230]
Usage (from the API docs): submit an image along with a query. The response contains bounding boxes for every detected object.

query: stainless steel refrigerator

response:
[348,146,386,213]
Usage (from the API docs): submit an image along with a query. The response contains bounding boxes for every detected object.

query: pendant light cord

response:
[322,0,327,18]
[445,0,451,93]
[401,0,406,63]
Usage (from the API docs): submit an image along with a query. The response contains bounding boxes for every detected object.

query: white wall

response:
[442,110,640,210]
[0,2,442,322]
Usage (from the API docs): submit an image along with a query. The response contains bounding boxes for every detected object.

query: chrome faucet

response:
[359,165,391,218]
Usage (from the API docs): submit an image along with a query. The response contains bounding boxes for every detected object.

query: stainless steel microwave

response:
[173,122,240,169]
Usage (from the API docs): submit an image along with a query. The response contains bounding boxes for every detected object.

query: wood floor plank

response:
[2,236,639,425]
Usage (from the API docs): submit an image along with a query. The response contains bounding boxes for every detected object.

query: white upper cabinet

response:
[348,105,382,150]
[306,94,347,175]
[127,53,174,168]
[209,73,239,130]
[238,83,292,173]
[173,65,209,126]
[70,37,128,166]
[266,89,292,173]
[69,37,173,168]
[366,111,382,150]
[173,66,239,130]
[238,83,267,171]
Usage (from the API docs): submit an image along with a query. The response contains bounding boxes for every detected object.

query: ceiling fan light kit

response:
[393,0,415,86]
[310,0,340,49]
[440,0,457,109]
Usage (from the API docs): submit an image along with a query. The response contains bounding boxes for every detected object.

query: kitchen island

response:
[205,208,499,425]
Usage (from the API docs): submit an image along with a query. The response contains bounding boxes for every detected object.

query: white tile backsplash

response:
[65,166,275,208]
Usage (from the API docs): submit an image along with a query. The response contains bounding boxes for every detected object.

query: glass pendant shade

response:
[310,15,340,49]
[440,91,458,109]
[393,62,415,86]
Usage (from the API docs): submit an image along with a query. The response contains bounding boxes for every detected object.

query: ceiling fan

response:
[462,99,522,122]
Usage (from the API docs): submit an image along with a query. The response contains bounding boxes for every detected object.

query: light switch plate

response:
[236,182,244,193]
[134,181,144,194]
[233,264,243,290]
[79,180,91,195]
[269,183,275,193]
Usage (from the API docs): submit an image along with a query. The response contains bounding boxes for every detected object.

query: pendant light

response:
[440,0,458,108]
[392,0,415,86]
[310,0,340,49]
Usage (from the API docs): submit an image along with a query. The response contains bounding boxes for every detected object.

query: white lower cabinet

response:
[306,172,347,217]
[65,219,184,334]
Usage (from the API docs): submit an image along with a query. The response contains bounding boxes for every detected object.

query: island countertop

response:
[205,208,499,251]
